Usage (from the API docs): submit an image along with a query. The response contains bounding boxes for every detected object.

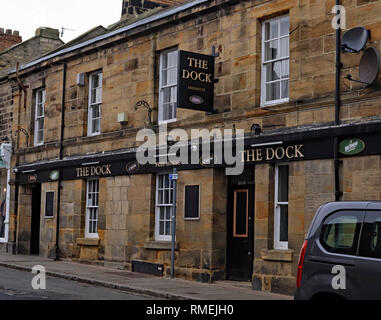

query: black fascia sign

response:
[177,50,215,113]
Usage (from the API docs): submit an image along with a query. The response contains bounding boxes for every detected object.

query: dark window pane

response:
[45,192,54,217]
[279,205,288,242]
[185,185,200,219]
[278,165,289,202]
[234,191,248,237]
[359,212,381,259]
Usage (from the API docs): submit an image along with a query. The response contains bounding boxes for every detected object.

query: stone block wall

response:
[253,159,335,295]
[342,155,381,201]
[12,0,381,169]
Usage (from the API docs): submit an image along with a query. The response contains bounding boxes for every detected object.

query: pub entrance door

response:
[226,167,255,281]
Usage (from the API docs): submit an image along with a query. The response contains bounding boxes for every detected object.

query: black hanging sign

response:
[177,50,215,113]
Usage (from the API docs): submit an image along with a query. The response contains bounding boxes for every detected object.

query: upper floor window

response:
[159,48,178,124]
[34,88,45,146]
[261,15,289,106]
[88,71,102,136]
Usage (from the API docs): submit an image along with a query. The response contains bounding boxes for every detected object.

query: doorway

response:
[226,167,255,281]
[30,183,41,255]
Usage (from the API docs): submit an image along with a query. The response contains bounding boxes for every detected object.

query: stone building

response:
[4,0,381,295]
[0,27,63,252]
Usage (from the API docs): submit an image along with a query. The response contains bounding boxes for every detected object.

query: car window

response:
[358,211,381,259]
[320,211,363,256]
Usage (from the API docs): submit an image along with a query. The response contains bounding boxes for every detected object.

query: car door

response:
[356,210,381,299]
[306,210,364,299]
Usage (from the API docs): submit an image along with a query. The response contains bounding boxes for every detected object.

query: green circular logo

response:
[339,139,366,156]
[50,170,59,181]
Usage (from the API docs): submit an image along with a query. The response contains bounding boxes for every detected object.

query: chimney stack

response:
[0,28,22,52]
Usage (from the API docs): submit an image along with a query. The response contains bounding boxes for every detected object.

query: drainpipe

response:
[13,183,18,254]
[55,60,67,260]
[334,0,343,201]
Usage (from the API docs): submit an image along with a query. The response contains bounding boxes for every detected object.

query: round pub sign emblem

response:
[339,138,366,156]
[50,170,59,181]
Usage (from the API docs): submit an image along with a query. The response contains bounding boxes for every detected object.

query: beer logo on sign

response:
[50,170,59,181]
[339,139,365,155]
[189,95,204,105]
[200,154,217,166]
[125,161,140,174]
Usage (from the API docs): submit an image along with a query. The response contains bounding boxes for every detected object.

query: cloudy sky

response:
[0,0,122,43]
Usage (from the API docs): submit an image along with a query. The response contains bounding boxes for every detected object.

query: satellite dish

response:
[342,27,369,53]
[359,47,380,86]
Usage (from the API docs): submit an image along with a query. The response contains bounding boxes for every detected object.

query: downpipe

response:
[55,60,67,261]
[335,0,343,201]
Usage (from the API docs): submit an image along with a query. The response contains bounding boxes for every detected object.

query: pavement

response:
[0,252,293,300]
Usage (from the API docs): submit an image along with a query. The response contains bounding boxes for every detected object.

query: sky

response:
[0,0,122,43]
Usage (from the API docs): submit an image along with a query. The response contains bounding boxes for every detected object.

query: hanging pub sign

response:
[177,50,215,113]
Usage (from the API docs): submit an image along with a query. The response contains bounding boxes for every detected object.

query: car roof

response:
[307,201,381,238]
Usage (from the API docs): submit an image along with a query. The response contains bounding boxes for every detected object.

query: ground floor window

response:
[86,179,99,238]
[274,164,289,249]
[155,173,175,241]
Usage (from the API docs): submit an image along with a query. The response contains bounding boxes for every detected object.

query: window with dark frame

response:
[184,185,200,220]
[233,189,249,238]
[45,192,54,218]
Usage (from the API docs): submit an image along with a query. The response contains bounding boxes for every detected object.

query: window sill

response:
[76,238,100,247]
[261,98,289,108]
[144,240,179,250]
[158,119,177,125]
[261,249,294,262]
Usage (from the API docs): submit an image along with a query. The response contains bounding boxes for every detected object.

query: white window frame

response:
[158,48,178,124]
[85,179,99,239]
[0,169,9,243]
[88,71,102,136]
[261,15,290,107]
[34,88,45,146]
[274,164,289,250]
[155,173,175,241]
[0,144,11,243]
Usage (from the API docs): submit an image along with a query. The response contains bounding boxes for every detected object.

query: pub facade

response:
[4,0,381,294]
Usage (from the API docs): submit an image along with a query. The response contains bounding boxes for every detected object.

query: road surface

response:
[0,266,160,300]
